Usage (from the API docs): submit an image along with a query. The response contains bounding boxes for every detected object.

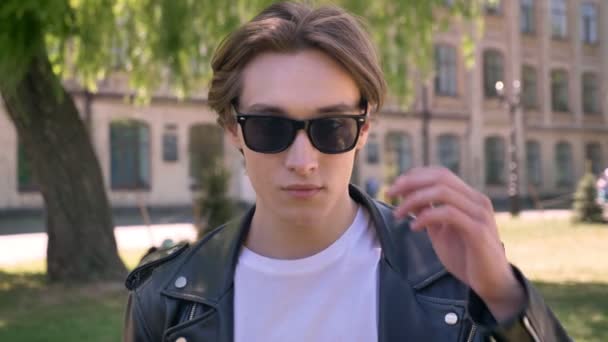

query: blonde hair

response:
[208,1,387,128]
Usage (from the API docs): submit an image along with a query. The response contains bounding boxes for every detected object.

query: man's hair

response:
[208,1,387,128]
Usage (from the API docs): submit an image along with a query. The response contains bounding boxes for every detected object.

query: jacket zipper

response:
[188,303,198,321]
[466,323,477,342]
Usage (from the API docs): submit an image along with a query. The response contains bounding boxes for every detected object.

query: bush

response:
[572,164,604,223]
[193,161,235,238]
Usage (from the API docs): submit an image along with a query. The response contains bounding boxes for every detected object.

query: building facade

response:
[1,0,606,210]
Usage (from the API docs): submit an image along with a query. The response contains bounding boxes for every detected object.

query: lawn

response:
[0,216,607,341]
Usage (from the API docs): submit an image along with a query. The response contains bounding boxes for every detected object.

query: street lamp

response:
[495,80,521,216]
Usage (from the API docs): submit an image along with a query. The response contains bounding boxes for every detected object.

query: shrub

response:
[194,160,235,238]
[572,163,605,223]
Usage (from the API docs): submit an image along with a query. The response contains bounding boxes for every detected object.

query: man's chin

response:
[279,206,326,227]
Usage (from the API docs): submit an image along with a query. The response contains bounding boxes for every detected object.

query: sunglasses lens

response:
[242,117,294,153]
[310,117,359,153]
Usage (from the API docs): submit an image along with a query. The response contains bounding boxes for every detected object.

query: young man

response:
[124,2,570,341]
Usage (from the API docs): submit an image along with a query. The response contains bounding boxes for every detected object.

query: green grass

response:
[0,249,146,342]
[534,281,608,342]
[496,216,608,342]
[0,217,607,341]
[0,272,127,342]
[498,216,608,284]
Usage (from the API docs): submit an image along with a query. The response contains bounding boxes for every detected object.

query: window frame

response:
[551,69,570,113]
[520,0,535,34]
[366,133,380,164]
[525,140,542,186]
[434,44,458,97]
[109,120,151,191]
[188,123,225,190]
[580,3,599,45]
[551,0,568,39]
[162,124,179,162]
[483,49,505,99]
[437,134,461,175]
[555,141,574,187]
[485,136,506,186]
[384,131,413,181]
[582,72,600,115]
[522,65,538,109]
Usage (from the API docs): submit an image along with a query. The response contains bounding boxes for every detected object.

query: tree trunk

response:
[0,50,127,283]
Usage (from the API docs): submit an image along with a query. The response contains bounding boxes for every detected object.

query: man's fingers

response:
[393,184,484,222]
[410,205,478,239]
[387,167,479,202]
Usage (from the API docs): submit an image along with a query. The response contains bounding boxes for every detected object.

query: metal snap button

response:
[174,276,187,289]
[444,312,459,325]
[176,337,187,342]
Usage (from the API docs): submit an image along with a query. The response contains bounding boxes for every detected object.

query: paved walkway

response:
[0,209,574,267]
[0,223,197,266]
[494,209,571,220]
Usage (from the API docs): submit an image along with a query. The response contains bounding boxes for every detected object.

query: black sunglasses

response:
[233,100,368,154]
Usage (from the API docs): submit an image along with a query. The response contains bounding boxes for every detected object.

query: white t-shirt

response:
[234,206,381,342]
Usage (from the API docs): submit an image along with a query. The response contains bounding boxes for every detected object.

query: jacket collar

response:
[161,184,445,305]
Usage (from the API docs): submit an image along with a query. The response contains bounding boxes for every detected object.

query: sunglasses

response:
[233,100,369,154]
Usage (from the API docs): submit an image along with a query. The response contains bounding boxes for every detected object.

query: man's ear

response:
[355,121,371,151]
[225,123,242,149]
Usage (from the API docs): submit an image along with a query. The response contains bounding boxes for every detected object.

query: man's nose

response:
[284,130,319,175]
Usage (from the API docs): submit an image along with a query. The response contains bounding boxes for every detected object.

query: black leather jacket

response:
[124,185,570,341]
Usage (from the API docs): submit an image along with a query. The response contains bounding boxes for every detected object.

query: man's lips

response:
[282,185,323,198]
[283,185,323,191]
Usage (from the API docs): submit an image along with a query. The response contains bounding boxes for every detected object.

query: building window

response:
[110,120,150,190]
[384,132,412,182]
[581,3,598,44]
[483,50,504,98]
[582,73,600,115]
[17,140,38,192]
[485,0,501,15]
[555,141,574,186]
[522,65,538,109]
[438,134,460,175]
[162,124,179,162]
[526,140,542,186]
[585,143,603,175]
[551,69,569,112]
[520,0,535,34]
[485,136,506,185]
[434,44,458,96]
[551,0,568,39]
[366,133,380,164]
[189,123,224,189]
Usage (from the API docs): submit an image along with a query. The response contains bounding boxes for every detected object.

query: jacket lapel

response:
[350,185,448,341]
[160,206,255,342]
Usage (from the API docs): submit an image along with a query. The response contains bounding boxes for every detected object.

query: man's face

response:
[228,49,370,226]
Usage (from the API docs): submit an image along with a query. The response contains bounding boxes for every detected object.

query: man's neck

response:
[245,195,358,260]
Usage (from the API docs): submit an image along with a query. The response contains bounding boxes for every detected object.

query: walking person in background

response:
[124,2,570,341]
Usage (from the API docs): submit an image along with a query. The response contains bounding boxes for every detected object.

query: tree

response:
[0,0,478,282]
[572,162,605,223]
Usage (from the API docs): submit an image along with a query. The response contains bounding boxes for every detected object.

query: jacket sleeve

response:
[467,266,572,342]
[123,291,154,342]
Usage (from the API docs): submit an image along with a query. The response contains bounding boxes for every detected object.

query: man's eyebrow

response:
[245,104,286,114]
[317,103,361,113]
[244,103,361,114]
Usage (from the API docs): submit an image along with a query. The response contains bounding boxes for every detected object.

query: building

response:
[0,0,606,211]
